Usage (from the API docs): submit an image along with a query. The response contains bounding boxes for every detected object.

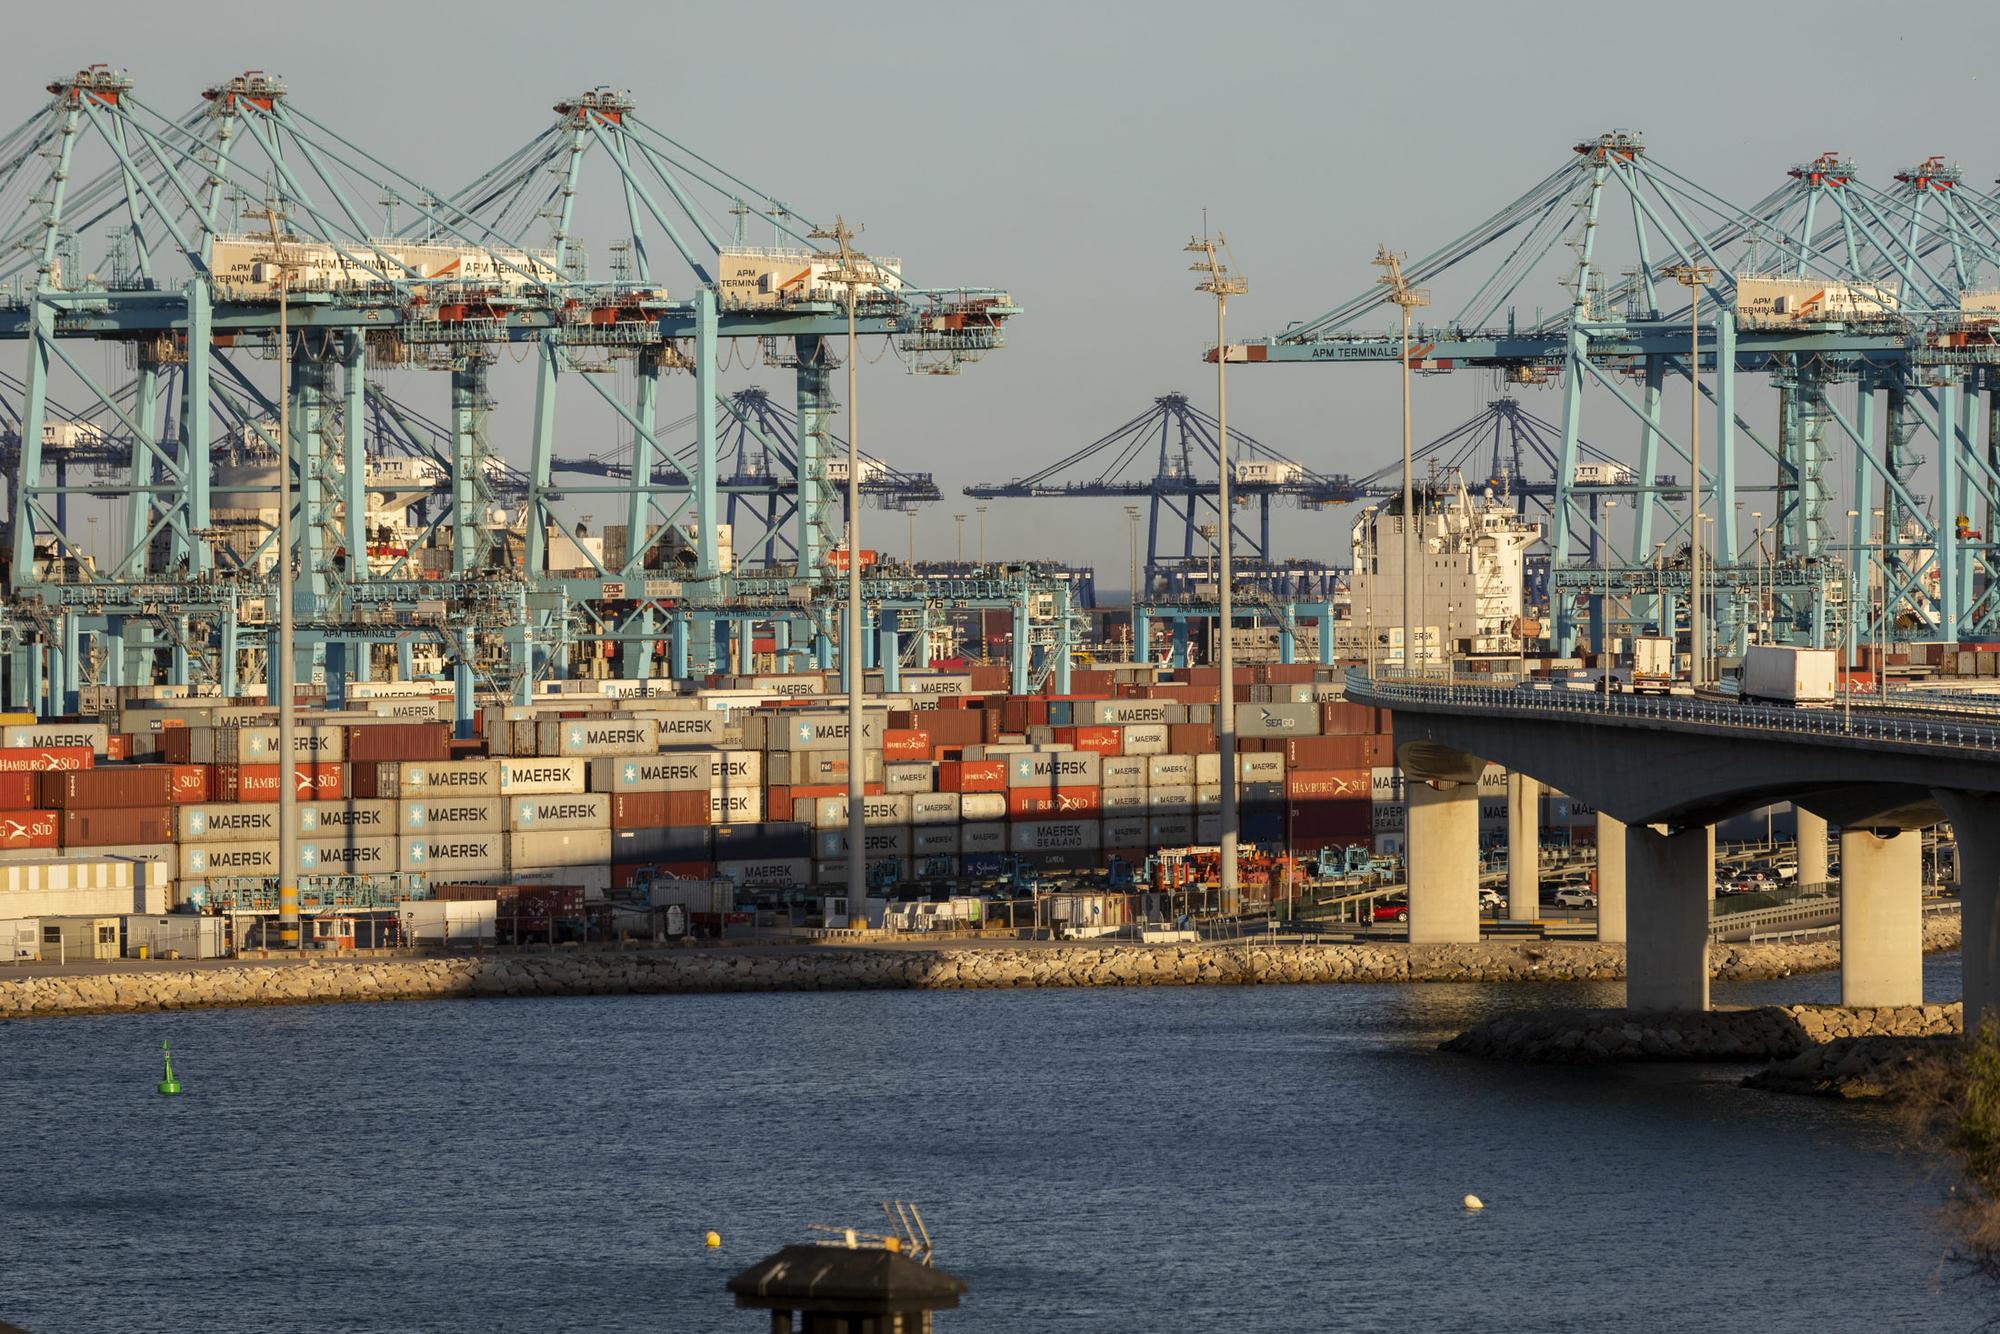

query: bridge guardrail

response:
[1346,668,2000,756]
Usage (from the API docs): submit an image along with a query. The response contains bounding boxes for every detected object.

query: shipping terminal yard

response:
[0,67,1996,964]
[10,13,2000,1332]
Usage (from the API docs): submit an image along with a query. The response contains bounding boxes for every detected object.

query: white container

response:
[806,794,909,828]
[815,825,912,859]
[1236,703,1320,737]
[883,762,935,794]
[911,826,960,855]
[1120,723,1170,755]
[177,803,282,844]
[496,758,586,795]
[589,752,714,792]
[1194,753,1222,786]
[715,858,810,889]
[1006,751,1100,788]
[401,796,506,835]
[1076,699,1173,726]
[1101,756,1147,789]
[1238,753,1286,783]
[1148,785,1194,815]
[399,899,497,946]
[387,760,501,798]
[959,792,1006,822]
[908,793,960,825]
[536,718,659,756]
[1146,755,1194,786]
[1008,820,1101,853]
[708,789,763,824]
[298,800,397,839]
[1102,816,1149,850]
[1148,815,1194,845]
[401,834,505,877]
[1100,788,1146,812]
[502,793,609,832]
[506,829,612,869]
[1,723,109,754]
[179,841,278,879]
[298,835,398,875]
[961,823,1006,853]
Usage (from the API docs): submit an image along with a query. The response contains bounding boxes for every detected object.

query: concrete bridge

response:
[1341,670,2000,1021]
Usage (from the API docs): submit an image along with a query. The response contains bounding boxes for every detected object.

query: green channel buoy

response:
[158,1039,181,1097]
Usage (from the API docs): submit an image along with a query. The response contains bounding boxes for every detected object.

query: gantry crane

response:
[0,68,1065,713]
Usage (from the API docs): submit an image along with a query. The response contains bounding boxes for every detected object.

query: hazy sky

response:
[11,0,2000,584]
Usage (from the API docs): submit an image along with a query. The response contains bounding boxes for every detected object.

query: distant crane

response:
[964,392,1356,598]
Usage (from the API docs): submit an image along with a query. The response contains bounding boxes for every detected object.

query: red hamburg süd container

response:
[1005,786,1102,819]
[882,729,931,762]
[610,862,715,893]
[36,768,175,810]
[343,722,452,764]
[611,790,711,829]
[1053,726,1123,756]
[105,734,133,761]
[1286,769,1371,801]
[0,746,93,774]
[153,764,213,805]
[0,774,35,810]
[215,763,346,803]
[937,760,1007,793]
[0,810,58,849]
[58,804,175,847]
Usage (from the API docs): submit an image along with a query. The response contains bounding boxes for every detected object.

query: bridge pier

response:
[1507,772,1541,921]
[1595,812,1626,943]
[1626,823,1711,1011]
[1795,809,1828,886]
[1839,827,1924,1008]
[1407,779,1480,944]
[1941,793,2000,1032]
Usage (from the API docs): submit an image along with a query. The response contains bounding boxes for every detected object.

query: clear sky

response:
[9,0,2000,584]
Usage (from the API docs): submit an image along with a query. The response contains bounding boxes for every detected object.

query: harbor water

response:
[0,955,1983,1332]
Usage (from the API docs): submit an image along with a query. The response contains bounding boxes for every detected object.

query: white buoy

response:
[1462,1194,1485,1211]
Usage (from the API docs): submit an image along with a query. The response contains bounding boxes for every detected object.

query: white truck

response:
[1739,644,1837,707]
[1629,635,1676,694]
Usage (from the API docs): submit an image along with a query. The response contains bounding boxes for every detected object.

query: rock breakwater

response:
[0,908,1962,1021]
[1443,1002,1962,1064]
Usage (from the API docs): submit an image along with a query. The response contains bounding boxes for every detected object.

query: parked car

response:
[1552,887,1598,910]
[1372,898,1411,923]
[1478,888,1504,913]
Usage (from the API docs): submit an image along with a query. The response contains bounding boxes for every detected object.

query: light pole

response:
[1191,230,1247,912]
[1124,504,1141,656]
[1376,247,1428,676]
[976,505,988,565]
[1602,498,1618,691]
[906,506,915,567]
[1845,507,1860,727]
[810,216,871,911]
[1750,510,1764,639]
[255,205,302,950]
[953,513,966,564]
[1666,263,1716,685]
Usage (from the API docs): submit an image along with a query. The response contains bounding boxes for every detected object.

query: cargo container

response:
[214,762,346,803]
[214,724,345,763]
[37,769,175,810]
[534,718,660,757]
[611,790,711,829]
[343,722,452,763]
[586,751,747,792]
[505,829,612,869]
[759,710,885,751]
[1006,787,1102,819]
[0,746,92,773]
[0,811,58,850]
[178,803,283,843]
[612,825,714,864]
[882,762,934,794]
[179,840,279,879]
[1006,752,1101,788]
[300,835,398,875]
[959,792,1006,822]
[803,794,908,828]
[299,800,397,838]
[1102,816,1149,850]
[496,758,586,794]
[2,724,109,754]
[936,760,1007,793]
[815,825,913,859]
[501,794,609,832]
[908,793,961,825]
[59,806,175,847]
[714,858,810,889]
[403,796,507,834]
[711,822,811,861]
[402,834,504,877]
[352,759,500,799]
[1009,819,1102,853]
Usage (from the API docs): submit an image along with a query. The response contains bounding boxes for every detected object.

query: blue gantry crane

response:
[0,67,1065,713]
[1228,130,2000,657]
